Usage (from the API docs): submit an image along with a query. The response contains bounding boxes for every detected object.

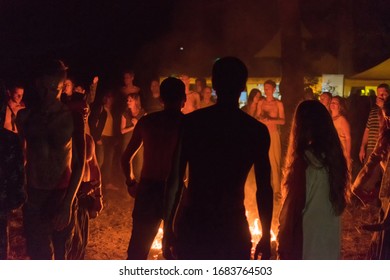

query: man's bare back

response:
[122,110,183,182]
[18,103,75,190]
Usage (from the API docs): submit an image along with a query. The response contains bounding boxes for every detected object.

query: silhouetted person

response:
[164,57,273,260]
[0,125,26,259]
[16,59,85,259]
[121,77,186,259]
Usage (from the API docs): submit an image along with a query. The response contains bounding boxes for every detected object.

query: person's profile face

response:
[10,88,24,104]
[127,96,135,108]
[319,94,331,107]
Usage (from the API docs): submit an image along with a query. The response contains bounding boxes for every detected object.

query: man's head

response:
[212,57,248,103]
[8,84,24,104]
[376,83,390,108]
[150,79,160,97]
[160,77,186,109]
[123,69,135,86]
[179,74,191,90]
[35,59,68,98]
[319,91,332,110]
[263,80,276,98]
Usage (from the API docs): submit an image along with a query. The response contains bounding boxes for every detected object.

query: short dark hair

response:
[377,83,389,90]
[321,91,333,99]
[160,77,185,104]
[212,57,248,98]
[264,79,276,88]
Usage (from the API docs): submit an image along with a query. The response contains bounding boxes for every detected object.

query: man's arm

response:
[253,128,273,260]
[359,128,369,163]
[255,99,264,120]
[121,119,143,188]
[262,101,285,125]
[163,129,187,259]
[55,112,86,230]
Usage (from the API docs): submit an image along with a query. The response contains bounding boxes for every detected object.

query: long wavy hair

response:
[283,100,350,215]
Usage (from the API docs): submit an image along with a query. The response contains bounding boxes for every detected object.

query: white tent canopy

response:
[351,58,390,80]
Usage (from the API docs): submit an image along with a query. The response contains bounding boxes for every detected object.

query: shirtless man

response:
[256,79,285,236]
[16,59,85,259]
[121,77,186,259]
[180,74,200,114]
[164,57,273,260]
[3,84,25,133]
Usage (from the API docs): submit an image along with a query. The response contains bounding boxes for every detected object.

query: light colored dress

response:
[302,150,341,260]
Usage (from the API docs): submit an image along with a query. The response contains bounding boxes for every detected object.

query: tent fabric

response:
[351,58,390,80]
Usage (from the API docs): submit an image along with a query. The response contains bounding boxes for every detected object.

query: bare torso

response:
[257,99,284,133]
[17,103,74,190]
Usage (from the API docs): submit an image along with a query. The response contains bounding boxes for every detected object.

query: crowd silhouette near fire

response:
[1,55,390,260]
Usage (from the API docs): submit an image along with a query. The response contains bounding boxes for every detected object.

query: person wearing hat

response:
[16,59,85,259]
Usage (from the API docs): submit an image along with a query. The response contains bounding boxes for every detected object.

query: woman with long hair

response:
[241,88,262,118]
[278,100,350,259]
[330,96,352,168]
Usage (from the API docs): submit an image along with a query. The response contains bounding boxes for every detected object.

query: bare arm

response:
[163,131,186,259]
[121,119,143,185]
[253,129,273,260]
[359,128,369,162]
[261,101,285,125]
[120,115,135,135]
[255,100,264,120]
[341,117,352,162]
[55,112,86,230]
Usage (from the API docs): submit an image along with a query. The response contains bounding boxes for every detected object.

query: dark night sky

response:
[1,0,390,85]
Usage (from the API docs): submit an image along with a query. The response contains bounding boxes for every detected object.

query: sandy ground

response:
[8,169,379,260]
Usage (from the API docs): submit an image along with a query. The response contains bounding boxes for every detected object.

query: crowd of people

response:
[0,56,389,260]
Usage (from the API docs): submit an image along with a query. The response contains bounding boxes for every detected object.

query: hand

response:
[131,118,138,126]
[254,236,271,260]
[359,148,365,163]
[89,198,104,219]
[126,179,138,198]
[53,203,72,231]
[162,229,176,260]
[93,197,104,213]
[92,76,99,84]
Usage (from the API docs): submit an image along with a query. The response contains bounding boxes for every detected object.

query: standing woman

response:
[330,96,352,168]
[241,88,262,118]
[278,100,350,259]
[121,94,146,181]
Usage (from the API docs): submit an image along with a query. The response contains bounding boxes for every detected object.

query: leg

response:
[23,195,54,260]
[127,182,164,259]
[0,213,8,260]
[269,131,282,236]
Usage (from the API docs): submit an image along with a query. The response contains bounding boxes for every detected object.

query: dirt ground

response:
[8,169,379,260]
